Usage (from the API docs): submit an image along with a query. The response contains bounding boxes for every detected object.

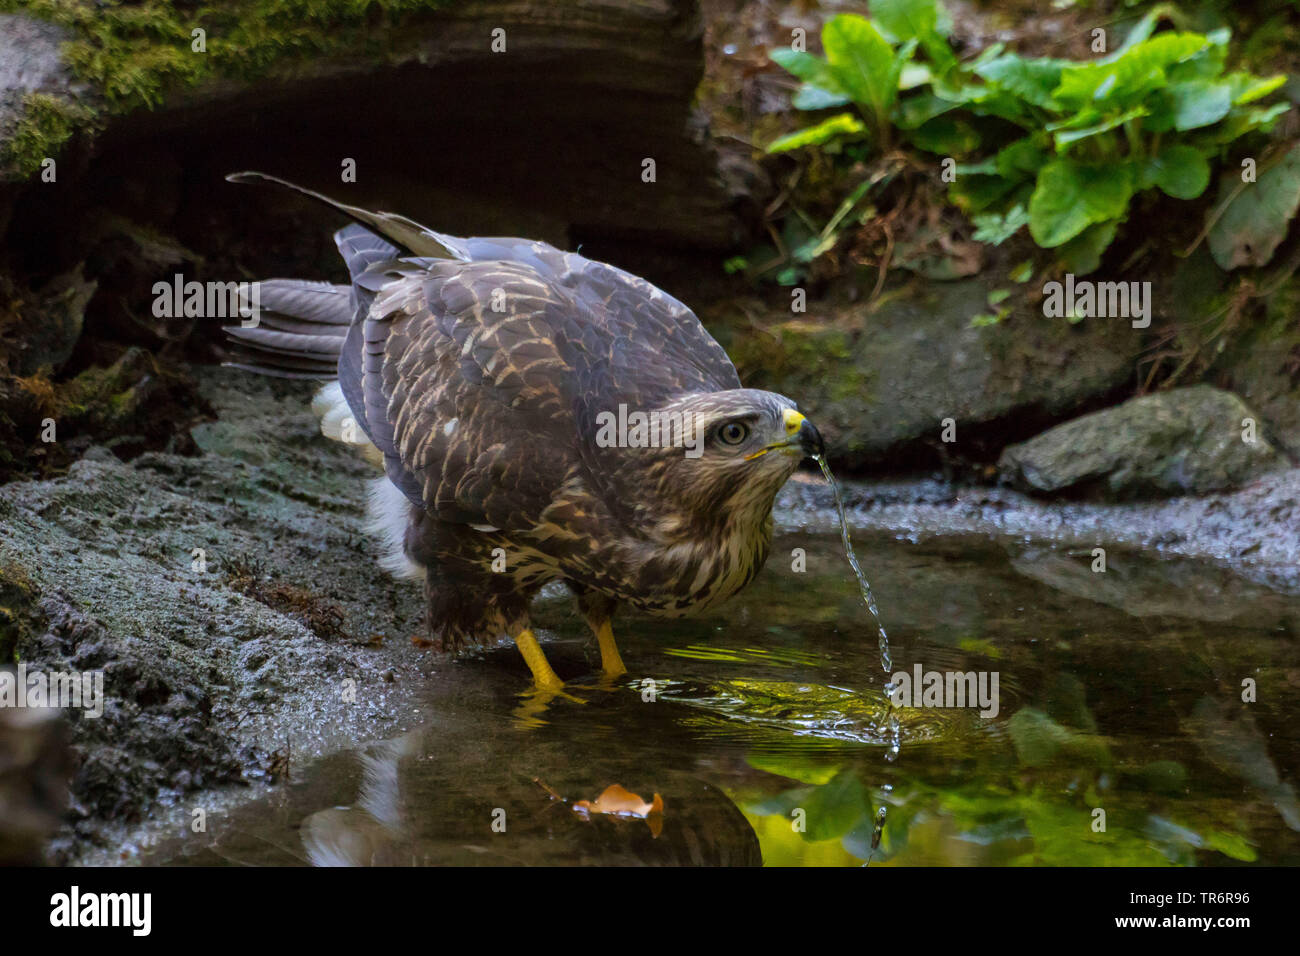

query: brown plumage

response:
[226,173,823,690]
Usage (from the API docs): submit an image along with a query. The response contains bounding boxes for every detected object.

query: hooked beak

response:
[745,409,825,461]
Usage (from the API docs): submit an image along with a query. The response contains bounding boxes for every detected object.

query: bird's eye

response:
[717,422,749,446]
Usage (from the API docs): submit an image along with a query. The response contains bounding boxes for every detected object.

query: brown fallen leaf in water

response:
[572,784,666,837]
[410,635,436,649]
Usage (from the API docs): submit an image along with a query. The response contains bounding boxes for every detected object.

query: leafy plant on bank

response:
[768,0,1291,275]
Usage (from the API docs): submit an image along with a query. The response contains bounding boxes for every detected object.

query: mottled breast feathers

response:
[344,239,742,536]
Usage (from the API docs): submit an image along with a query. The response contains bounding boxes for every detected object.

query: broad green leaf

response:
[1142,85,1184,133]
[1053,106,1147,149]
[886,38,922,113]
[1165,79,1233,130]
[1105,6,1163,60]
[766,113,867,153]
[896,91,960,129]
[1166,40,1227,84]
[1058,220,1119,276]
[1208,143,1300,270]
[963,87,1038,126]
[1197,102,1290,144]
[995,137,1048,179]
[1029,159,1134,247]
[792,84,852,110]
[909,115,980,154]
[1054,33,1208,106]
[970,41,1006,69]
[770,49,845,93]
[975,54,1065,110]
[1044,107,1101,132]
[920,35,960,79]
[1224,72,1287,105]
[1123,32,1212,71]
[745,752,843,786]
[822,14,898,120]
[899,63,932,89]
[872,0,957,76]
[1105,17,1213,63]
[870,0,938,44]
[1141,144,1210,199]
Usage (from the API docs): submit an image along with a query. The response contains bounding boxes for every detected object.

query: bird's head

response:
[595,388,823,539]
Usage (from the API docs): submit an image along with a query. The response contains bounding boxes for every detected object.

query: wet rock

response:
[0,366,438,861]
[775,465,1300,594]
[0,346,211,482]
[1008,545,1296,623]
[0,13,83,183]
[998,386,1289,499]
[3,265,96,376]
[715,277,1143,471]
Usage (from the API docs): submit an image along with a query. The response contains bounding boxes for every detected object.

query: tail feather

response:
[334,223,402,282]
[226,171,467,260]
[254,278,353,324]
[223,279,350,379]
[226,326,347,357]
[221,174,459,461]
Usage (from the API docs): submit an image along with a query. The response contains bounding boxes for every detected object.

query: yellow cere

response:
[783,409,806,437]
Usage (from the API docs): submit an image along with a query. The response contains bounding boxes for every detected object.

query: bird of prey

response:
[225,173,824,695]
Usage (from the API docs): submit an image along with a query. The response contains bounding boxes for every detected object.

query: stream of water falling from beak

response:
[814,454,900,862]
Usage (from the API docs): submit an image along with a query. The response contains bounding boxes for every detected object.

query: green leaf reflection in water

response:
[730,701,1258,866]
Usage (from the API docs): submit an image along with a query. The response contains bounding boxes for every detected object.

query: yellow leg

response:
[592,619,627,679]
[514,628,564,692]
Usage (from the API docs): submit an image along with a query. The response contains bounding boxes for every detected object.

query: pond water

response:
[147,532,1300,866]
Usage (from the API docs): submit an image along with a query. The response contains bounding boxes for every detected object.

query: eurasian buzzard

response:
[225,173,823,693]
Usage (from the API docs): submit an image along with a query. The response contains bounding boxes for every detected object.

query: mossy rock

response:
[0,13,81,180]
[1,1,459,179]
[998,385,1289,499]
[714,277,1145,472]
[0,558,38,663]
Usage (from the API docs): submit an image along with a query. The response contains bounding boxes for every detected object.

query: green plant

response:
[769,1,1290,274]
